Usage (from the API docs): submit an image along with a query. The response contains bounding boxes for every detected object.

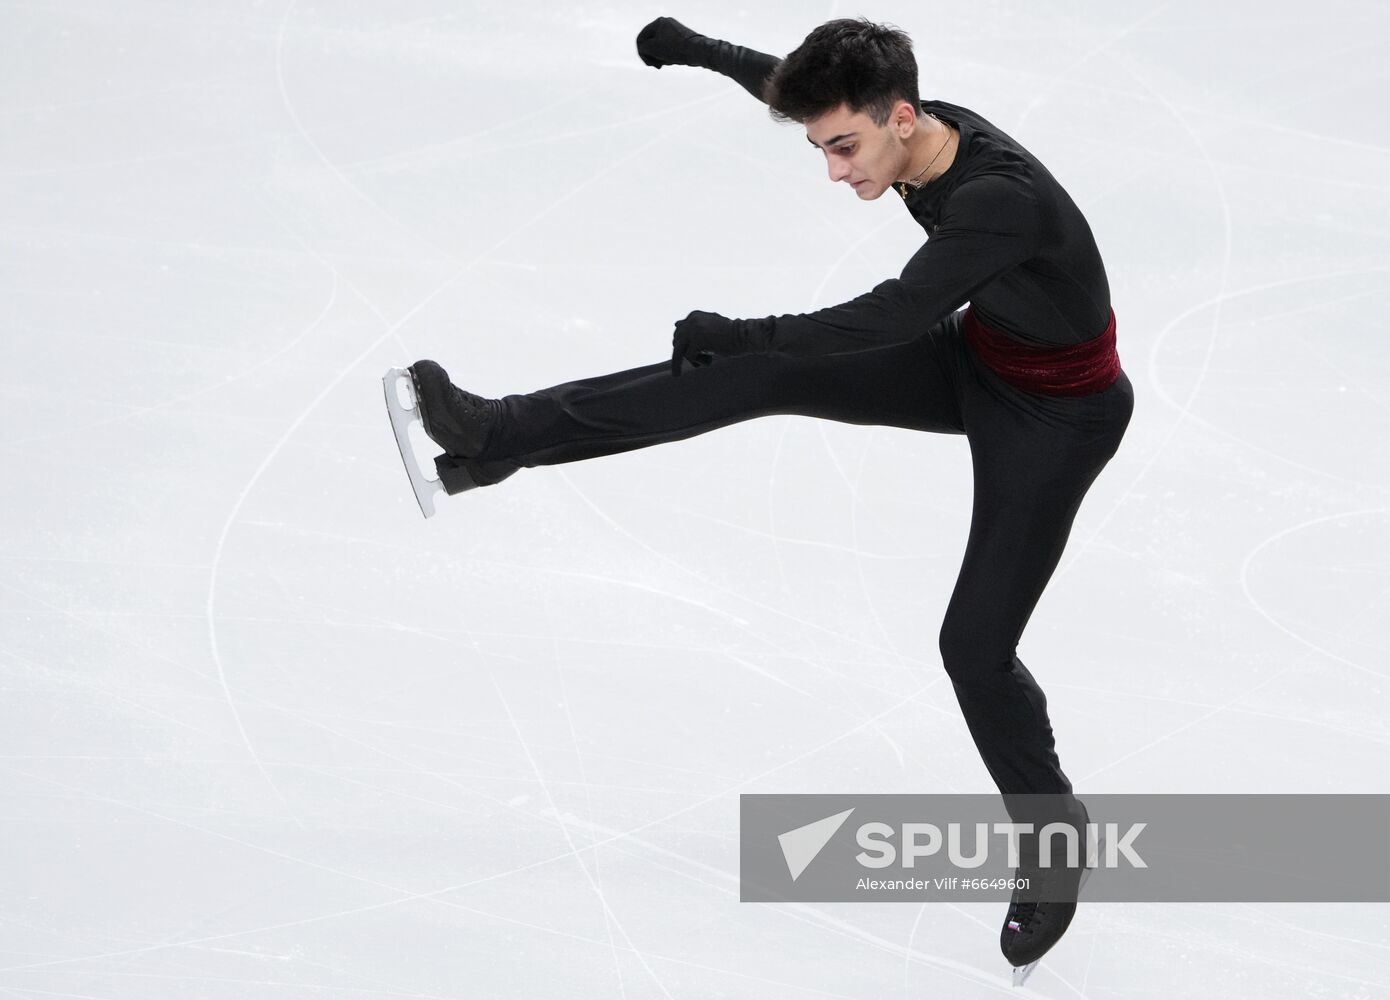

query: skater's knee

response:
[938,617,1012,684]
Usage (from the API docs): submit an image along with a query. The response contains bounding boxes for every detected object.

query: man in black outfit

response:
[405,16,1133,974]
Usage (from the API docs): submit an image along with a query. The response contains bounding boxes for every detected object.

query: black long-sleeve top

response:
[697,40,1113,354]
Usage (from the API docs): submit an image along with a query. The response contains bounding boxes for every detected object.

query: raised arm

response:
[635,17,781,104]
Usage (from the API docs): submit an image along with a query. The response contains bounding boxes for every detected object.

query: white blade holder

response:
[382,367,445,519]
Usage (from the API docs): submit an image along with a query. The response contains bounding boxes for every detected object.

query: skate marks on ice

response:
[1239,507,1390,681]
[382,367,445,518]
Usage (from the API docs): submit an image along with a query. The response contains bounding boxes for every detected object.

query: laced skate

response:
[406,360,498,459]
[1002,806,1103,987]
[382,361,512,517]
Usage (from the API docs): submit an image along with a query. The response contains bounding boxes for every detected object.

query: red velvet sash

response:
[962,306,1121,397]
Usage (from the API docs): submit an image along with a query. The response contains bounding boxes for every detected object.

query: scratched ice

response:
[2,2,1388,998]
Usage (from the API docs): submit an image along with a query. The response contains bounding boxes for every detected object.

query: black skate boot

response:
[407,360,519,494]
[1000,800,1097,985]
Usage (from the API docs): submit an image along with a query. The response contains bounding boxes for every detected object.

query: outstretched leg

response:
[416,319,971,491]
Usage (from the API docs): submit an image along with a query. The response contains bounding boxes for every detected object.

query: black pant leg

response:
[476,324,968,468]
[939,367,1135,798]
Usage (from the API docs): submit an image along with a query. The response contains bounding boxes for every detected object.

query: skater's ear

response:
[890,99,924,139]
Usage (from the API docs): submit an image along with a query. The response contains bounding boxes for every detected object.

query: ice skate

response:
[1003,805,1103,987]
[382,361,518,517]
[405,360,498,459]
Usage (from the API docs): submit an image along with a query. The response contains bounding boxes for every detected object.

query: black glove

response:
[636,16,704,69]
[636,17,782,102]
[670,309,741,376]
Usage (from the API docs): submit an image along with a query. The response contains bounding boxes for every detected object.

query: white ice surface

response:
[3,1,1389,997]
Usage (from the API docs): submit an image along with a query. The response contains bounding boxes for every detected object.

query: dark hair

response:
[765,18,921,126]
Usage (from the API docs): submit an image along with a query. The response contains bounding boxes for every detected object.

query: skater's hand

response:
[636,16,703,69]
[671,309,738,376]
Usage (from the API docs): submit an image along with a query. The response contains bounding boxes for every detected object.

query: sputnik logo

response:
[778,808,855,881]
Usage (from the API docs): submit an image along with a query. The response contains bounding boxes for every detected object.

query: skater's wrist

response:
[729,316,774,354]
[699,38,779,101]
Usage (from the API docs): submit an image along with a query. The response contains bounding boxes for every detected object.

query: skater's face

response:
[804,100,923,201]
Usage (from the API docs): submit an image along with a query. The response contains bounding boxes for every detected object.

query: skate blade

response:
[383,366,445,519]
[1012,961,1038,988]
[1009,832,1107,989]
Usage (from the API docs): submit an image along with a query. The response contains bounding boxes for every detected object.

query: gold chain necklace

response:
[897,115,955,196]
